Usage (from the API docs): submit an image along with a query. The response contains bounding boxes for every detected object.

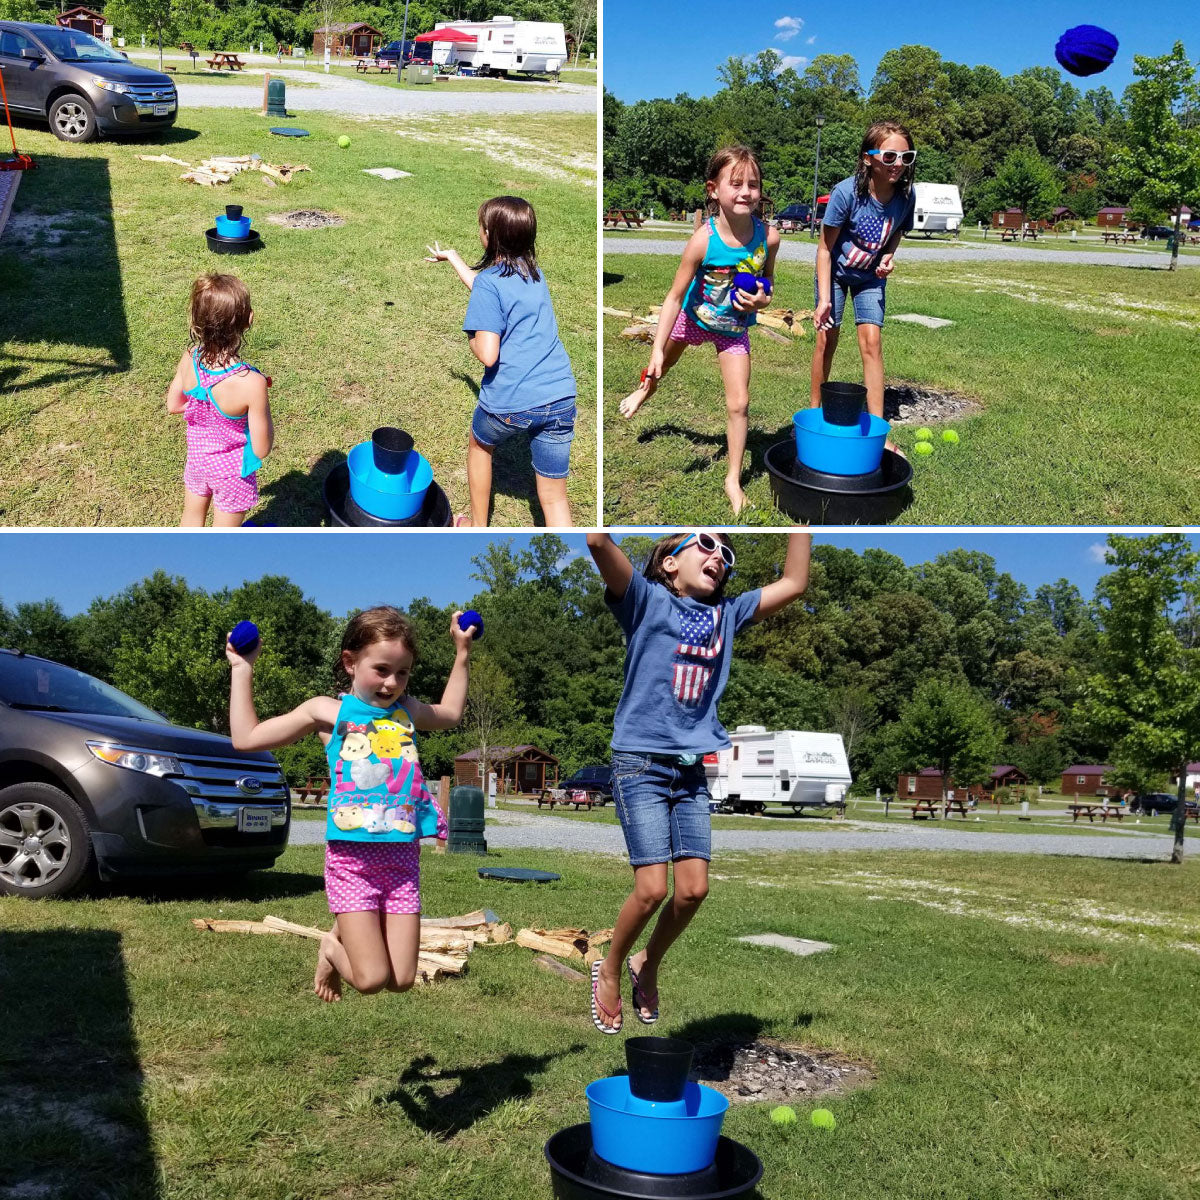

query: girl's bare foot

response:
[884,440,907,460]
[594,961,622,1031]
[314,932,343,1002]
[724,478,748,515]
[619,386,651,419]
[628,948,659,1021]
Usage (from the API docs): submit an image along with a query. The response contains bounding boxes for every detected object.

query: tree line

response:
[603,42,1200,229]
[5,535,1196,848]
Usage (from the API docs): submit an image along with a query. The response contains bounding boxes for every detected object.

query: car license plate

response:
[153,103,172,116]
[238,807,273,833]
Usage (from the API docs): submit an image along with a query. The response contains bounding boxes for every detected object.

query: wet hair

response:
[474,195,540,281]
[703,145,763,217]
[189,273,253,364]
[643,531,734,604]
[854,120,916,200]
[335,606,417,688]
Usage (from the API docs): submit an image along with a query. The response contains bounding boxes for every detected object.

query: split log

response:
[620,325,656,342]
[422,910,491,928]
[757,326,791,345]
[515,927,613,961]
[533,954,587,983]
[139,154,192,167]
[602,306,634,319]
[262,915,324,940]
[191,918,281,935]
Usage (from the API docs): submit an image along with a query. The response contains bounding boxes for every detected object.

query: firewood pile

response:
[139,153,311,187]
[192,909,512,985]
[604,303,809,344]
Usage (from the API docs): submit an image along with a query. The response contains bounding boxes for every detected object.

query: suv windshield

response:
[0,653,167,722]
[33,26,125,62]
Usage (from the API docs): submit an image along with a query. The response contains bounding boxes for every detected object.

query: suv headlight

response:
[87,741,183,778]
[91,76,132,94]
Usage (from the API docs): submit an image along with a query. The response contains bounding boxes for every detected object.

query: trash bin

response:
[448,785,487,855]
[265,77,288,118]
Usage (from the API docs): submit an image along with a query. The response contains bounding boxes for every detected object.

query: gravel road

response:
[288,808,1179,860]
[604,235,1196,270]
[176,69,596,116]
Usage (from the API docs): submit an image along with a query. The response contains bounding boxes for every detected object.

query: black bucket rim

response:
[764,439,913,526]
[819,380,866,426]
[225,204,244,220]
[322,462,452,527]
[204,227,263,255]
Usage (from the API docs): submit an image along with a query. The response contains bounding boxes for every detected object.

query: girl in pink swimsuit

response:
[166,273,274,526]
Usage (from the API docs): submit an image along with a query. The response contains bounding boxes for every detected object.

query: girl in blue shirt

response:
[584,530,810,1033]
[427,196,577,527]
[812,121,917,450]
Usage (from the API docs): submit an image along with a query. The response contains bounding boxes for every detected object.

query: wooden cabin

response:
[57,6,105,38]
[1061,764,1113,798]
[313,22,383,58]
[455,745,559,794]
[1096,207,1131,228]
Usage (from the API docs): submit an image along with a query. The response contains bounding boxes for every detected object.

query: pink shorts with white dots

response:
[669,311,750,355]
[324,840,421,915]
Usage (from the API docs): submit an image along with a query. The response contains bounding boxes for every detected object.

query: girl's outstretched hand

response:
[876,253,896,279]
[225,634,261,668]
[449,611,476,653]
[425,241,458,264]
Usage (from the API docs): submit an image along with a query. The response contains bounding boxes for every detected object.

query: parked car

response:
[1141,225,1175,240]
[377,39,430,64]
[0,648,289,897]
[775,202,813,232]
[1131,791,1198,816]
[0,20,176,142]
[559,765,613,803]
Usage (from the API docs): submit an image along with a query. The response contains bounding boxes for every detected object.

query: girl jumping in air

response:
[426,196,577,528]
[812,120,917,447]
[585,529,811,1032]
[166,273,274,527]
[618,147,780,515]
[228,606,474,1002]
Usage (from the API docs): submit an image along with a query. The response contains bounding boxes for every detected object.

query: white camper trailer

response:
[704,726,852,815]
[434,16,567,76]
[909,182,963,236]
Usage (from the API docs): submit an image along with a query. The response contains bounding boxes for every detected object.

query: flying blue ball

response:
[1055,25,1118,77]
[229,620,260,655]
[458,610,484,640]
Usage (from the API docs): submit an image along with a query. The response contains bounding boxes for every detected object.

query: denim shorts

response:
[611,752,712,867]
[814,273,886,328]
[470,396,576,479]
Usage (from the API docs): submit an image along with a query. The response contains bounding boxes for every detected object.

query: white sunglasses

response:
[867,149,917,166]
[673,532,736,569]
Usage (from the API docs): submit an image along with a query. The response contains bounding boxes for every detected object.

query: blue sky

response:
[604,2,1170,103]
[0,531,1166,616]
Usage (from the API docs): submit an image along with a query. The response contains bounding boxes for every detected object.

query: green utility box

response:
[404,63,435,84]
[447,785,487,855]
[265,77,288,118]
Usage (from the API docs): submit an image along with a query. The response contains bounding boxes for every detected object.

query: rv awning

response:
[414,27,477,42]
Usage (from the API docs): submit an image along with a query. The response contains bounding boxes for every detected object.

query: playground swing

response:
[0,67,36,171]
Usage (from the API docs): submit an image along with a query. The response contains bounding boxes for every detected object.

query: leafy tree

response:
[1082,534,1200,863]
[892,678,1001,797]
[982,148,1062,220]
[868,45,957,149]
[463,653,522,789]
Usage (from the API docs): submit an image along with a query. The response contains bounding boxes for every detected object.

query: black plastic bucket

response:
[225,204,244,220]
[819,381,866,426]
[626,1037,695,1103]
[765,439,913,525]
[371,426,414,473]
[322,463,452,527]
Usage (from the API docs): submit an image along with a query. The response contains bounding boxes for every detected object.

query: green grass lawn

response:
[3,845,1197,1198]
[0,108,596,526]
[603,253,1200,525]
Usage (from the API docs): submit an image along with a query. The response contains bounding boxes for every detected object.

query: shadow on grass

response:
[602,272,625,286]
[634,420,792,485]
[96,868,323,903]
[0,930,158,1198]
[254,448,346,526]
[383,1044,587,1138]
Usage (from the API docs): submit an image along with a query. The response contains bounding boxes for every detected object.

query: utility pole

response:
[810,113,825,238]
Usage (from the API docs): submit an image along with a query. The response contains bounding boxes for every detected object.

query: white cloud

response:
[771,49,807,71]
[806,34,817,44]
[1087,543,1113,564]
[774,15,803,40]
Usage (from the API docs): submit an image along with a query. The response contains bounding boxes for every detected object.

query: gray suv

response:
[0,20,177,142]
[0,648,289,897]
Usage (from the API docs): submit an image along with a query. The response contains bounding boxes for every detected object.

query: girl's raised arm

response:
[165,350,191,415]
[587,532,634,600]
[753,532,812,621]
[406,612,475,730]
[227,638,337,750]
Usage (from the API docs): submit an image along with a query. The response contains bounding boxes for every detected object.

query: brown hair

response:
[474,195,540,281]
[189,273,253,364]
[335,606,417,688]
[854,120,916,200]
[643,531,734,603]
[703,145,763,217]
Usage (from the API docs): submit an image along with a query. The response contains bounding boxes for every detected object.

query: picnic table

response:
[943,797,971,819]
[206,52,245,70]
[292,778,330,805]
[909,798,938,819]
[1102,231,1137,245]
[1022,227,1039,240]
[999,227,1020,242]
[1066,802,1124,823]
[355,57,394,73]
[604,209,645,229]
[178,41,195,53]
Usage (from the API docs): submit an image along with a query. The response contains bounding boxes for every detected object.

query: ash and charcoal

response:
[883,383,980,426]
[690,1038,872,1105]
[268,210,345,229]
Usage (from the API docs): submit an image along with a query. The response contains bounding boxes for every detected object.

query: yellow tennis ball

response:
[337,135,351,148]
[942,429,960,444]
[770,1105,798,1126]
[915,427,933,441]
[811,1108,836,1130]
[913,441,934,456]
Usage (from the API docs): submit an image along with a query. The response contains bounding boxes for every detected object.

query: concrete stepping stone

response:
[891,313,954,328]
[738,934,834,956]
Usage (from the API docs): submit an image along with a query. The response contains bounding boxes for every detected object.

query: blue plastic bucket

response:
[793,408,889,476]
[585,1075,728,1175]
[346,439,433,520]
[215,214,251,238]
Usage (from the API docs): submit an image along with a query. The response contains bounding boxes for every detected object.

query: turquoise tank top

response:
[682,216,769,335]
[323,693,442,843]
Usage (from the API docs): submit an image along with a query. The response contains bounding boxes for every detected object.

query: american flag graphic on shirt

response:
[673,605,723,705]
[843,213,893,270]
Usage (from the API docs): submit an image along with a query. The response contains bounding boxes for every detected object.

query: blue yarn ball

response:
[229,620,260,654]
[458,610,484,640]
[1055,25,1118,77]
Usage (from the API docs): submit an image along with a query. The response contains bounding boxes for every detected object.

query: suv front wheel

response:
[0,782,94,897]
[49,93,98,142]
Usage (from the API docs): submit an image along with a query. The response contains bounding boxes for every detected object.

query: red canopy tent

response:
[816,194,830,204]
[414,27,478,42]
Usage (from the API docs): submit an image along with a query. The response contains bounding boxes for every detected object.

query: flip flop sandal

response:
[590,960,622,1035]
[454,513,471,528]
[626,957,659,1025]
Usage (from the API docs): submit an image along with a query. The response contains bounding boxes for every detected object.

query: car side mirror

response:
[20,47,44,61]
